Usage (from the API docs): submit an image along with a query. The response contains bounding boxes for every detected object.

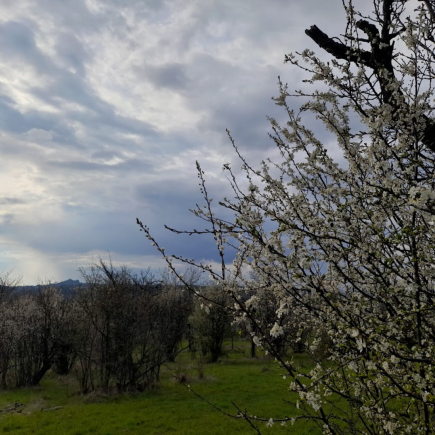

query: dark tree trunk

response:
[54,344,75,375]
[30,360,53,386]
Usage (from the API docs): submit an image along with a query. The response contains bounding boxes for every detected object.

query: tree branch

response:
[304,25,373,67]
[305,10,435,154]
[422,0,435,23]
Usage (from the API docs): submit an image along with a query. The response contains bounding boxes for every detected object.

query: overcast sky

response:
[0,0,356,284]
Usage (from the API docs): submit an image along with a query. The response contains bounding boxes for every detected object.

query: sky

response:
[0,0,355,284]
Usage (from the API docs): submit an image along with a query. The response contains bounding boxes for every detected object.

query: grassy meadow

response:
[0,341,321,434]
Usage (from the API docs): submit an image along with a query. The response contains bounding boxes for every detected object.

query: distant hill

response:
[16,279,86,297]
[54,279,82,289]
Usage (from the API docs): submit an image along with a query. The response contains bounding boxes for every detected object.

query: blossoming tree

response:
[139,0,435,433]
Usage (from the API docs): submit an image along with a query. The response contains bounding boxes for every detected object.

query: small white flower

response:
[348,361,358,372]
[356,337,365,352]
[349,328,359,338]
[252,336,262,347]
[367,361,376,370]
[270,322,284,338]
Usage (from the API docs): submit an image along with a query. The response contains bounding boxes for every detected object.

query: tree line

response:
[0,261,322,394]
[0,263,241,393]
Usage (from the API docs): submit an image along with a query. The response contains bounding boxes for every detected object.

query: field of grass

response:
[0,342,321,434]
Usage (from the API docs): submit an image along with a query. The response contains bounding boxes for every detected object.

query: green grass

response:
[0,342,321,434]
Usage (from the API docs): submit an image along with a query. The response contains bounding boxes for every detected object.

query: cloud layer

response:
[0,0,352,283]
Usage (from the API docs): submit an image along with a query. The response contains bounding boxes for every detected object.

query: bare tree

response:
[73,261,189,393]
[8,285,70,387]
[0,271,20,388]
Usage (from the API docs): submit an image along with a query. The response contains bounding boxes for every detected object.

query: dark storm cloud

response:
[133,172,239,262]
[143,63,189,91]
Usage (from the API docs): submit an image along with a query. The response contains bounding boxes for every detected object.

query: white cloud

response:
[0,0,359,283]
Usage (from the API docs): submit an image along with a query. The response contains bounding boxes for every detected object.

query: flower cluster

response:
[144,1,435,433]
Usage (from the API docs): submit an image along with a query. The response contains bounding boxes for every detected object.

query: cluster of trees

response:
[71,263,191,393]
[0,263,241,393]
[141,0,435,433]
[0,276,71,388]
